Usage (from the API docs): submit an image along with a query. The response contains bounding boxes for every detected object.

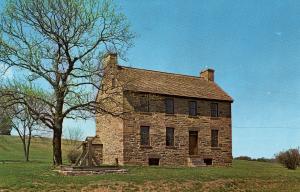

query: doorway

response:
[189,131,198,155]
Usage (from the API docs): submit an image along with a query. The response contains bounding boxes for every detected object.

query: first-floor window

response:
[140,126,150,146]
[166,127,174,146]
[211,129,219,147]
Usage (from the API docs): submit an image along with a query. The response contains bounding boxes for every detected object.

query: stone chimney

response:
[102,52,118,69]
[200,68,215,82]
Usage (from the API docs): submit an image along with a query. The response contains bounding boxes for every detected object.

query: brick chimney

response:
[200,68,214,82]
[102,52,118,69]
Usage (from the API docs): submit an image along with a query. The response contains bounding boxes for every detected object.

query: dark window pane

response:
[211,130,219,147]
[204,158,212,165]
[140,94,149,112]
[189,101,197,116]
[165,98,174,114]
[140,126,150,146]
[112,78,116,88]
[211,103,218,117]
[166,127,174,146]
[148,158,160,166]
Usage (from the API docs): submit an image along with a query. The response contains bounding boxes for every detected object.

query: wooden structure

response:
[75,137,103,167]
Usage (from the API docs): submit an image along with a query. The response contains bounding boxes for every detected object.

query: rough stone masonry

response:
[95,53,233,167]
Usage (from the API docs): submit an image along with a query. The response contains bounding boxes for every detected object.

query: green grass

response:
[1,135,300,191]
[0,135,76,163]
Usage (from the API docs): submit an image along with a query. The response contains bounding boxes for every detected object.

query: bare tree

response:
[11,106,37,162]
[3,91,47,162]
[0,0,134,165]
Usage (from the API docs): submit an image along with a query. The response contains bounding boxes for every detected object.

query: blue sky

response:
[115,0,300,158]
[2,0,300,158]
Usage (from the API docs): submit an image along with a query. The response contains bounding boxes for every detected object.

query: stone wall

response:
[96,114,124,165]
[95,53,125,165]
[122,91,232,166]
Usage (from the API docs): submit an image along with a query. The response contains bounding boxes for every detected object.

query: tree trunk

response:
[26,132,32,162]
[53,126,63,165]
[21,137,27,161]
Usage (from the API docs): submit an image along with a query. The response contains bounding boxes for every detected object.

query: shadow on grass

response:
[0,159,48,164]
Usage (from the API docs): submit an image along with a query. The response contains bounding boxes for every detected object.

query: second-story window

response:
[211,103,218,117]
[140,94,149,112]
[140,126,150,146]
[165,98,174,114]
[189,101,197,116]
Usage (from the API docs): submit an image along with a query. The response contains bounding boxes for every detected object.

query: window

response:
[189,101,197,116]
[165,98,174,114]
[148,158,160,166]
[140,94,149,112]
[211,103,218,117]
[140,126,150,146]
[166,127,174,146]
[211,130,219,147]
[204,158,212,165]
[112,78,116,88]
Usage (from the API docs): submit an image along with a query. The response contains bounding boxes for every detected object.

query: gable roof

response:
[118,66,233,102]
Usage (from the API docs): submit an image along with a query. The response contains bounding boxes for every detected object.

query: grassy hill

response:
[0,135,76,163]
[1,135,300,192]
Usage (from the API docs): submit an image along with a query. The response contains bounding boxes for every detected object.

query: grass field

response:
[1,136,300,192]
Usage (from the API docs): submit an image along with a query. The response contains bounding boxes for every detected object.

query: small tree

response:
[10,101,45,162]
[275,148,300,170]
[12,108,35,162]
[67,148,81,164]
[64,127,84,164]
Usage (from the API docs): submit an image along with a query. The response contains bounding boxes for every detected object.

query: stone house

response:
[95,53,233,167]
